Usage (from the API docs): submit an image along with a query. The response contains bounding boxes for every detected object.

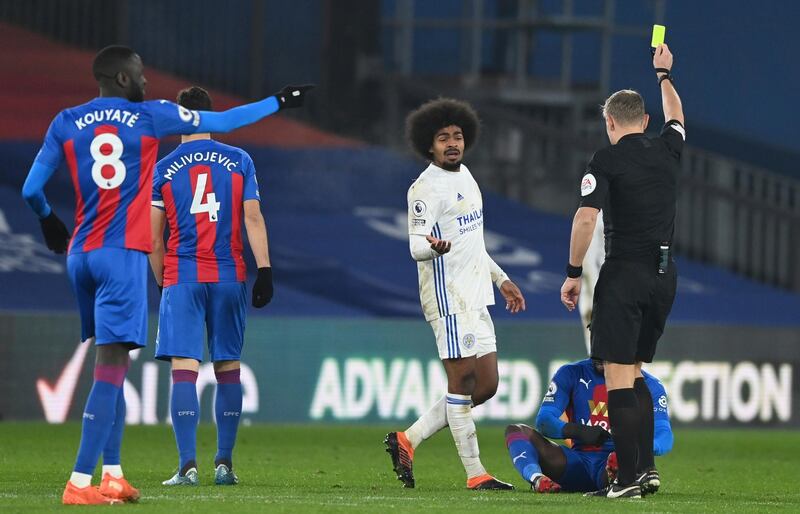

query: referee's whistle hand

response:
[426,235,452,255]
[500,280,526,313]
[560,277,581,311]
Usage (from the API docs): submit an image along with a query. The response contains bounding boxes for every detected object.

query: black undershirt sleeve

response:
[659,119,686,159]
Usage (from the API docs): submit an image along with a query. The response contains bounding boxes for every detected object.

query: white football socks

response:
[69,471,92,488]
[405,395,447,449]
[446,393,486,479]
[102,465,124,478]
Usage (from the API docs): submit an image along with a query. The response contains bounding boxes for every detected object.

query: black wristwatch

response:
[655,67,673,85]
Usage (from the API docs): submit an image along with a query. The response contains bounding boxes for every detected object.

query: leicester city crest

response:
[462,333,476,349]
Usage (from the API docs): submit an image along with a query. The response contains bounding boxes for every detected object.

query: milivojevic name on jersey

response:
[163,151,240,181]
[457,208,483,235]
[73,108,141,130]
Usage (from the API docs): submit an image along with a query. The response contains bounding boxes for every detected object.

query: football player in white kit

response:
[580,214,605,354]
[384,98,526,490]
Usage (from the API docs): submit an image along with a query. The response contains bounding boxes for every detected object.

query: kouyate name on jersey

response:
[74,109,141,130]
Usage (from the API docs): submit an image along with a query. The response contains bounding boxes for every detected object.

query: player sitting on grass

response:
[505,358,672,495]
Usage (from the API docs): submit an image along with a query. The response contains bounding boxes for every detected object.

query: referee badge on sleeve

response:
[580,174,597,197]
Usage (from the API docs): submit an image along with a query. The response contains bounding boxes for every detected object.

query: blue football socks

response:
[73,365,127,475]
[102,387,126,466]
[171,369,199,473]
[214,369,242,468]
[506,431,542,482]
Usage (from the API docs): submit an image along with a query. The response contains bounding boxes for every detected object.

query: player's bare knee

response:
[213,360,240,373]
[447,372,476,396]
[504,423,528,437]
[172,357,200,372]
[95,343,133,366]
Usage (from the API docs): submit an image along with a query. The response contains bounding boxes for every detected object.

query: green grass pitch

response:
[1,423,798,513]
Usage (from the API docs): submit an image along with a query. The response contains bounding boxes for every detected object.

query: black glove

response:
[273,84,315,110]
[563,423,611,446]
[252,267,273,308]
[39,211,70,254]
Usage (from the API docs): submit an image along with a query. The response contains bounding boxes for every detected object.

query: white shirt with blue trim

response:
[407,163,498,322]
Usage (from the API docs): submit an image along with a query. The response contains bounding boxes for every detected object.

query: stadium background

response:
[0,0,798,488]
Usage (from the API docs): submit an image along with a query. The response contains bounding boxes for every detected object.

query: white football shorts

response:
[429,307,496,360]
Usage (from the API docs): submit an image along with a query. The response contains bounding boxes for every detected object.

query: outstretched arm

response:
[195,85,314,134]
[654,44,684,126]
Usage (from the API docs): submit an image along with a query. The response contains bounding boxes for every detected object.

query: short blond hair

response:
[602,89,645,126]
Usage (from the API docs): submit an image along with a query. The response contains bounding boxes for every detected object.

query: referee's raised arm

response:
[562,44,683,499]
[654,44,684,126]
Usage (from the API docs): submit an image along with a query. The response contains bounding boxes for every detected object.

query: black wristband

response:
[566,263,582,278]
[658,73,674,86]
[654,67,671,75]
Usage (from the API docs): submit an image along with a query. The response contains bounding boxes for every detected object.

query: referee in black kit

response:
[560,43,684,499]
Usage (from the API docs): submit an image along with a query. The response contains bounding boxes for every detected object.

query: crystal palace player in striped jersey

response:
[149,86,274,487]
[20,45,311,505]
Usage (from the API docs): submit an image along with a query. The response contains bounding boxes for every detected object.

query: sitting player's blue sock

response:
[102,386,126,469]
[506,431,542,482]
[214,369,243,468]
[170,369,199,473]
[74,364,127,475]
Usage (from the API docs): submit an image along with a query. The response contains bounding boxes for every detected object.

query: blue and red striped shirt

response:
[33,97,203,254]
[152,139,259,286]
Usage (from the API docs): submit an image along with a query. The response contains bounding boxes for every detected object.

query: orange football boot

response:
[99,473,140,502]
[467,473,514,490]
[384,432,415,488]
[62,481,122,505]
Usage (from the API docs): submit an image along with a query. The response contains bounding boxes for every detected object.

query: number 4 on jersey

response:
[191,173,221,222]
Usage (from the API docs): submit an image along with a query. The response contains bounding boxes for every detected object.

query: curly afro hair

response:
[405,98,480,160]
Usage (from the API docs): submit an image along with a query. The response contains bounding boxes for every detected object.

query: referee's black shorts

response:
[589,258,677,364]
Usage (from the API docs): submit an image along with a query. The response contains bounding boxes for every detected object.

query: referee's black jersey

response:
[579,120,685,261]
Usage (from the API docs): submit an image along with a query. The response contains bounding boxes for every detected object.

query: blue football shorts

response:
[155,281,246,362]
[557,446,610,492]
[67,247,148,347]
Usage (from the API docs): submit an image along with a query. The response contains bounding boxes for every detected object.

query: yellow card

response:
[651,24,666,48]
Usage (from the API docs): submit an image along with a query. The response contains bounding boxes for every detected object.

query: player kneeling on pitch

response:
[149,87,277,486]
[385,98,526,490]
[505,358,673,494]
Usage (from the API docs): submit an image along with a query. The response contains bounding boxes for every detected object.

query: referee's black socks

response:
[634,377,655,472]
[607,388,639,485]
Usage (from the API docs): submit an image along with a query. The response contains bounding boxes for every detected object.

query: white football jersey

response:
[407,163,496,322]
[580,212,605,353]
